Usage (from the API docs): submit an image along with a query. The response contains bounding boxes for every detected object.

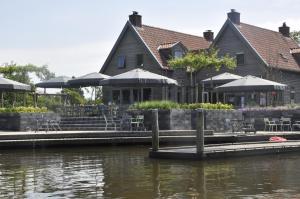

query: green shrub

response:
[130,101,233,110]
[0,106,48,113]
[130,101,180,110]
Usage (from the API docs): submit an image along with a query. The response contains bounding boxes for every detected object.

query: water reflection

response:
[0,146,300,198]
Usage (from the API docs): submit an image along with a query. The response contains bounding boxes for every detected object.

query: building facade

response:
[100,10,300,105]
[100,11,211,104]
[210,9,300,105]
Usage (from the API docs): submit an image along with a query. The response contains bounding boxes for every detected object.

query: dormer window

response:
[174,50,183,58]
[236,53,245,66]
[117,55,126,68]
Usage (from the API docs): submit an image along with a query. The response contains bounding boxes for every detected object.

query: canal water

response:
[1,146,300,198]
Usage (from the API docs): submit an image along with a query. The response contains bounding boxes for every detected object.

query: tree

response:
[0,62,55,85]
[63,88,86,105]
[168,48,236,103]
[0,62,56,107]
[290,31,300,44]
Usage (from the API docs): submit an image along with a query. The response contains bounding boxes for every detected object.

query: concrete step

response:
[60,121,121,125]
[60,127,120,131]
[58,116,123,131]
[61,116,121,120]
[60,124,120,128]
[60,120,106,124]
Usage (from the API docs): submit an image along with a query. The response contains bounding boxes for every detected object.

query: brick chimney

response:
[129,11,142,27]
[203,30,214,42]
[279,22,290,37]
[227,9,240,25]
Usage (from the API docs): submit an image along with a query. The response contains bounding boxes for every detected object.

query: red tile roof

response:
[236,22,300,72]
[135,25,210,67]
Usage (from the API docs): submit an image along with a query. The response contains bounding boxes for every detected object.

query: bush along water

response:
[130,101,233,110]
[0,106,48,113]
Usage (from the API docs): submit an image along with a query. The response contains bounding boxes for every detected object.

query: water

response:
[1,146,300,199]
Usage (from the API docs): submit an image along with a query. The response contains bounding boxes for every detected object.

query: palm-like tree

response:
[168,48,236,103]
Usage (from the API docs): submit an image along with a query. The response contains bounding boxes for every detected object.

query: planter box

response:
[0,112,60,131]
[132,108,300,132]
[141,109,192,130]
[139,109,242,132]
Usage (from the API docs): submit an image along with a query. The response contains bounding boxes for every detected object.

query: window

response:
[117,55,126,68]
[291,87,295,104]
[236,53,245,65]
[122,89,130,104]
[174,50,183,58]
[143,88,151,101]
[133,89,141,102]
[112,90,121,104]
[136,54,144,67]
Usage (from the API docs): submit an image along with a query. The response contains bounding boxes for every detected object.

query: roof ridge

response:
[239,22,283,34]
[141,24,205,39]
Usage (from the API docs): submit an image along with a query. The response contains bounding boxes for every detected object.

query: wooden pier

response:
[149,109,300,160]
[149,141,300,160]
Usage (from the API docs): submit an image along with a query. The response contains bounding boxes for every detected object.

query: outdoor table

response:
[292,121,300,131]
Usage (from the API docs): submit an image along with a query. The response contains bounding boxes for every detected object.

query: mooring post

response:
[196,109,205,155]
[152,109,159,152]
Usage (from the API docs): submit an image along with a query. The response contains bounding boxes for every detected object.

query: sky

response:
[0,0,299,80]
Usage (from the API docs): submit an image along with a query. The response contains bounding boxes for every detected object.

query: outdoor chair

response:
[130,115,146,131]
[242,118,256,134]
[35,116,50,132]
[48,119,62,131]
[280,117,292,131]
[292,121,300,131]
[103,113,117,131]
[264,118,278,131]
[120,114,132,131]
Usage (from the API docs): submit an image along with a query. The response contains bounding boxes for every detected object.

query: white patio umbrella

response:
[0,76,31,107]
[215,75,287,92]
[99,68,178,86]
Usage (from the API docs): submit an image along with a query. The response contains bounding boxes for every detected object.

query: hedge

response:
[0,106,48,113]
[130,101,233,110]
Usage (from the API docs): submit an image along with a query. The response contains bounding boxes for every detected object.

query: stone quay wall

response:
[0,113,60,131]
[139,108,300,132]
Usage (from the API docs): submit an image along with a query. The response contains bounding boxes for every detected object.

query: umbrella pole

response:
[1,92,4,107]
[23,92,26,106]
[95,86,97,103]
[13,93,16,108]
[34,93,38,107]
[60,87,63,105]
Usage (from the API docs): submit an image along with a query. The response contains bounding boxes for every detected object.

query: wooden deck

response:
[149,141,300,160]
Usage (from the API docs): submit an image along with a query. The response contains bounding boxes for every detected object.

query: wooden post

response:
[152,109,159,152]
[196,109,205,155]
